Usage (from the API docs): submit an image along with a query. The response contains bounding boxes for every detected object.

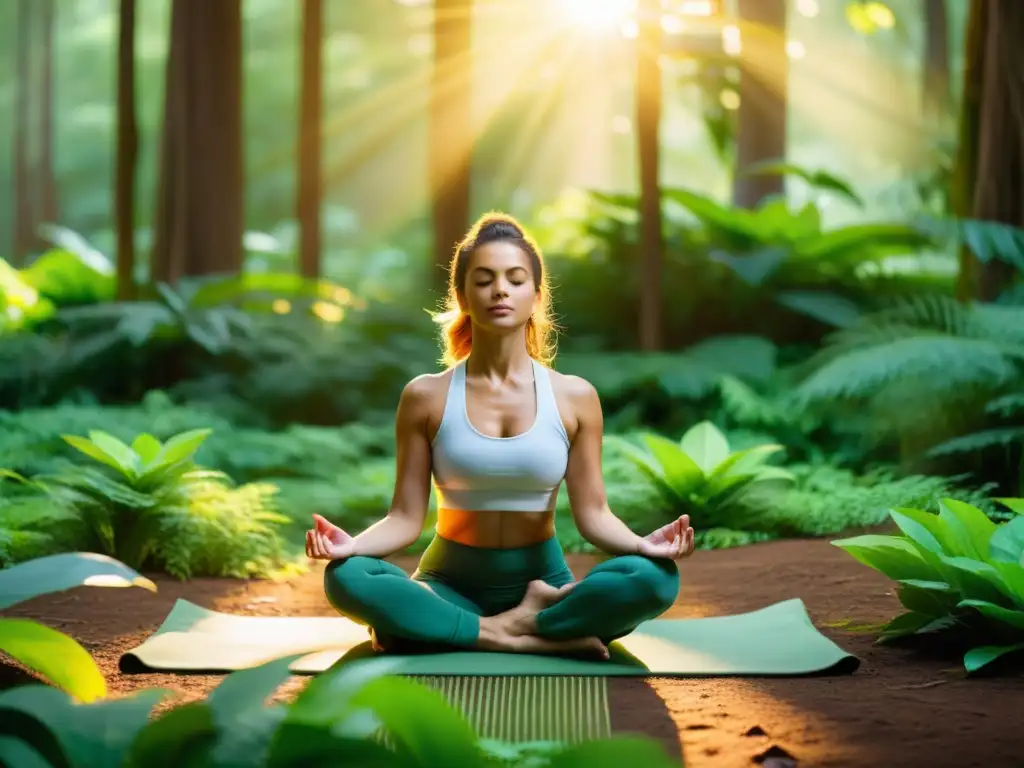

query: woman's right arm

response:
[347,376,435,558]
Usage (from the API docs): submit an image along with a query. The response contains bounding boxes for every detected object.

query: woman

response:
[305,212,695,659]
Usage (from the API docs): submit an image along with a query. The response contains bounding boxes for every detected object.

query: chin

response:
[475,314,529,332]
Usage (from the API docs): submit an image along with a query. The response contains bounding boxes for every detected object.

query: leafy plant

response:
[832,497,1024,672]
[0,551,156,702]
[794,295,1024,474]
[608,420,793,529]
[32,428,291,579]
[0,651,678,768]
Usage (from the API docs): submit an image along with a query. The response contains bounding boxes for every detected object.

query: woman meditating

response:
[305,212,695,659]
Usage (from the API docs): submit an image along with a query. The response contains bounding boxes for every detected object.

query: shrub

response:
[832,498,1024,672]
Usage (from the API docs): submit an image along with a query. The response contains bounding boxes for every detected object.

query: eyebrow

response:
[471,266,528,275]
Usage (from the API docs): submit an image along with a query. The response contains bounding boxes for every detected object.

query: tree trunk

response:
[115,0,138,301]
[429,0,473,294]
[12,0,34,265]
[732,0,788,209]
[150,0,244,285]
[973,1,1024,301]
[636,0,662,351]
[296,0,323,279]
[37,0,58,233]
[922,0,950,120]
[954,0,1024,302]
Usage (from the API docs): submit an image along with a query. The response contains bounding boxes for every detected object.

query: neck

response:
[465,327,532,381]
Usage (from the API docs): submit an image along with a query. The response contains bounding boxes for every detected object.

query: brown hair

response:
[434,212,556,368]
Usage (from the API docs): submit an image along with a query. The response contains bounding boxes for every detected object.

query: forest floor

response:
[4,537,1021,768]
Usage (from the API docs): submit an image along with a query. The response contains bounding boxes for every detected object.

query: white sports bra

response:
[430,359,570,512]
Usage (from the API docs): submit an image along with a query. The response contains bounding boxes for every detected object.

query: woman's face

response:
[460,241,538,332]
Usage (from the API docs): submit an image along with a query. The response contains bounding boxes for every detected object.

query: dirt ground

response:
[4,537,1022,768]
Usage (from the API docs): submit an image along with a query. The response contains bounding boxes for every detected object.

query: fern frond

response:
[927,427,1024,457]
[796,336,1023,403]
[985,392,1024,417]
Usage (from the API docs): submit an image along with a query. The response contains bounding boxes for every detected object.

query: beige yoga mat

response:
[119,597,859,677]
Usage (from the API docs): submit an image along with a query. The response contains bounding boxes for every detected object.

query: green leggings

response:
[323,534,679,650]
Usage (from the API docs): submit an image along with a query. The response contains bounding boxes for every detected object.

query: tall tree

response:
[952,0,1024,301]
[731,0,788,208]
[636,0,663,351]
[429,0,473,293]
[12,0,34,265]
[150,0,244,285]
[922,0,950,120]
[37,0,58,231]
[114,0,138,300]
[296,0,323,279]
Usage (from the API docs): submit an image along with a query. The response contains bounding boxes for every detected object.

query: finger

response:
[310,532,321,558]
[318,532,331,558]
[305,530,311,558]
[315,533,329,559]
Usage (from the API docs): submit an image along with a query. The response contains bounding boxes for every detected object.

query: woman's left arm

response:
[562,376,695,559]
[563,377,647,555]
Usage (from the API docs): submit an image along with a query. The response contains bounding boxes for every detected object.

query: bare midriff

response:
[436,508,556,549]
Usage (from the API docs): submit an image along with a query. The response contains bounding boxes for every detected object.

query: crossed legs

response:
[323,551,679,656]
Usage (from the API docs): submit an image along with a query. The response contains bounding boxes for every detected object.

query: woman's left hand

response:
[637,514,695,560]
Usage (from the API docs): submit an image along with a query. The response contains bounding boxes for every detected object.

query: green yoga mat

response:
[120,597,859,677]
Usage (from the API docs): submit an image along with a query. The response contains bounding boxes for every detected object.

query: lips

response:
[488,305,513,314]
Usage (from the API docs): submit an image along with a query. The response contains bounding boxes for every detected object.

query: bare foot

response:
[476,580,609,659]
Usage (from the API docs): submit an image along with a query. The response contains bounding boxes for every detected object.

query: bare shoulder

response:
[398,369,454,435]
[547,367,602,439]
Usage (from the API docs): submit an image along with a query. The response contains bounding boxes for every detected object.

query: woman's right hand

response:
[305,513,356,561]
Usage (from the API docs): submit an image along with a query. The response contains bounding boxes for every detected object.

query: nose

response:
[492,280,509,298]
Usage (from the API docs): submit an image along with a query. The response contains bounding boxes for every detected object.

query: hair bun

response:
[476,214,523,239]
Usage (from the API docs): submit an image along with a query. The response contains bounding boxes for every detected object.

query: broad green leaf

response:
[0,735,51,768]
[775,290,862,328]
[124,702,217,768]
[957,599,1024,630]
[991,561,1024,607]
[0,686,71,768]
[545,736,678,768]
[0,619,106,702]
[0,552,156,611]
[708,444,783,479]
[130,434,162,468]
[964,642,1024,673]
[266,725,398,768]
[152,429,212,469]
[878,610,948,640]
[679,421,730,475]
[895,580,958,616]
[889,508,949,554]
[350,676,481,767]
[86,432,141,477]
[205,707,289,768]
[989,517,1024,564]
[632,435,703,499]
[936,555,1013,606]
[61,436,126,475]
[206,654,305,725]
[938,499,997,560]
[831,534,939,582]
[0,685,167,768]
[285,656,400,728]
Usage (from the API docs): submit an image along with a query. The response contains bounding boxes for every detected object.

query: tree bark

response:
[732,0,788,209]
[37,0,58,233]
[954,0,1024,302]
[12,0,34,265]
[636,0,662,351]
[150,0,244,285]
[297,0,323,279]
[429,0,473,294]
[115,0,138,301]
[922,0,950,120]
[972,0,1024,301]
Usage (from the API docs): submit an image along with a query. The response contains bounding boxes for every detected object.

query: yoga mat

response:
[120,597,859,677]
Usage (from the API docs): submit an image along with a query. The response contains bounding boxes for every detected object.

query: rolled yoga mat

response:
[119,597,859,677]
